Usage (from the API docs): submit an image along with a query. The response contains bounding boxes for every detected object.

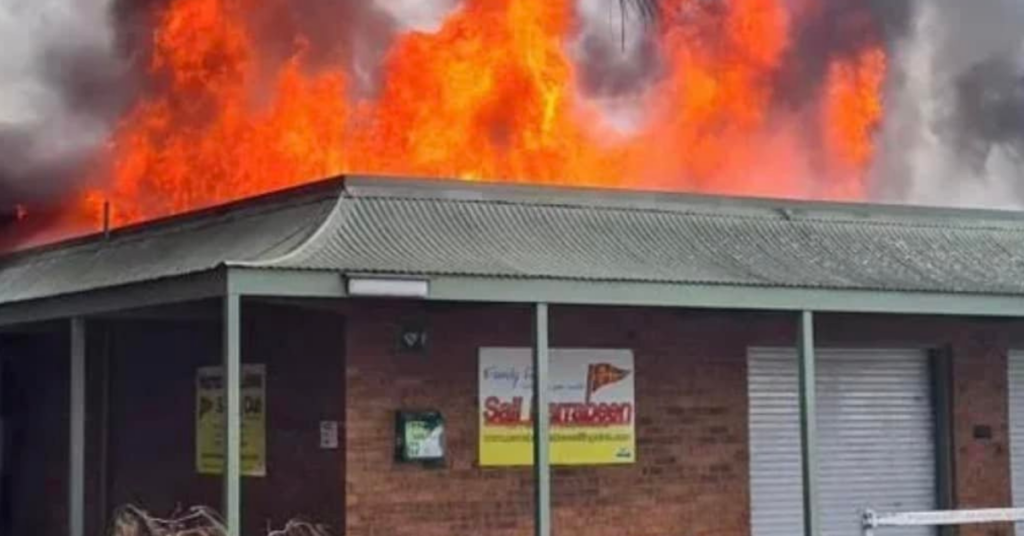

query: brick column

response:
[951,331,1013,536]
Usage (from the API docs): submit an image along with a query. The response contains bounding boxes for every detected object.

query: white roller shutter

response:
[749,347,805,535]
[1008,351,1024,535]
[749,348,937,536]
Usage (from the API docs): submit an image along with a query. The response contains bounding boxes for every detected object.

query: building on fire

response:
[3,176,1024,536]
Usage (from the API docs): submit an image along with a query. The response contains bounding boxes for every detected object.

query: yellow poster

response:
[196,364,266,477]
[479,348,635,466]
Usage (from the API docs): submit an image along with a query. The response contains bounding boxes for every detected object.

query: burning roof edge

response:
[336,175,1024,229]
[4,174,1024,322]
[0,177,349,263]
[8,174,1024,262]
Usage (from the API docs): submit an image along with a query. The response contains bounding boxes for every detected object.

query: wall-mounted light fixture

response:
[346,276,429,299]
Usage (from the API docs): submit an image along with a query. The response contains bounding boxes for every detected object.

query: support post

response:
[930,347,955,536]
[798,311,819,536]
[69,318,86,536]
[223,294,242,536]
[532,303,551,536]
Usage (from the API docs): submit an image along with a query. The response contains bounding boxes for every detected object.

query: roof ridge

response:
[349,194,1024,233]
[341,175,1024,224]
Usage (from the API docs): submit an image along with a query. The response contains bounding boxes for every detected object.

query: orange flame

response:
[824,46,887,194]
[79,0,889,228]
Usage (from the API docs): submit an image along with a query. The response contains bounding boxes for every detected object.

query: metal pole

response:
[223,294,242,536]
[69,318,86,536]
[532,303,551,536]
[798,311,819,536]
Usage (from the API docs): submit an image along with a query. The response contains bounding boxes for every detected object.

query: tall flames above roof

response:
[67,0,887,228]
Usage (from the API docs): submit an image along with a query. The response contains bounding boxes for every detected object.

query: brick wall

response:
[345,306,1022,536]
[98,304,346,535]
[102,318,222,522]
[3,304,1020,536]
[950,327,1014,536]
[344,303,752,536]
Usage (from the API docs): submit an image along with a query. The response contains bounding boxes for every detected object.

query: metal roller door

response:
[749,348,937,536]
[1008,351,1024,535]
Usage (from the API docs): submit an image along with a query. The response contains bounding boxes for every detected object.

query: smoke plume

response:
[0,0,127,213]
[872,0,1024,208]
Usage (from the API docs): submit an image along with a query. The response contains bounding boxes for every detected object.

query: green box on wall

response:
[395,410,445,465]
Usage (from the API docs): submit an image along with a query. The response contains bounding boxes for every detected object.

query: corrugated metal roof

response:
[251,178,1024,295]
[0,181,341,304]
[4,175,1024,306]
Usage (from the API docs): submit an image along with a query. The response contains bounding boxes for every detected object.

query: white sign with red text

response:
[479,347,635,466]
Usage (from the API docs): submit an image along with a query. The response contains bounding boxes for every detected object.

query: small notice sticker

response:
[320,421,339,450]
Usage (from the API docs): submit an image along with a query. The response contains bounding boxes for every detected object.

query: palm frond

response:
[613,0,660,48]
[618,0,661,22]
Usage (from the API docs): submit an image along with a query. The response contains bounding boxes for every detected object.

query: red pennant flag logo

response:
[586,363,630,403]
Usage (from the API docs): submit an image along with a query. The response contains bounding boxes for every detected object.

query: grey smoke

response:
[0,0,126,210]
[775,0,913,108]
[574,0,660,99]
[377,0,458,31]
[871,0,1024,208]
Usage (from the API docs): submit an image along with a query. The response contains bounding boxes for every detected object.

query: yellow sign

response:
[196,364,266,477]
[479,348,635,466]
